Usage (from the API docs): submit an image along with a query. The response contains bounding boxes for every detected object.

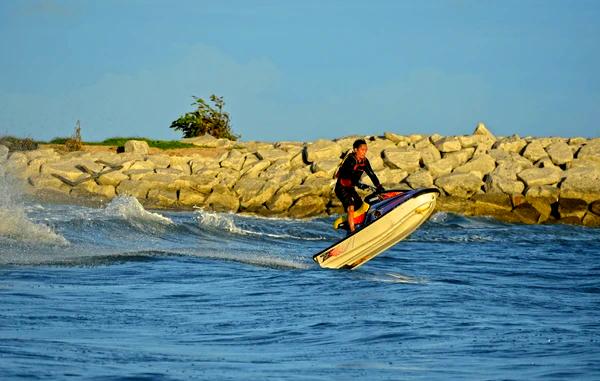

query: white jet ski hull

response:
[313,190,438,270]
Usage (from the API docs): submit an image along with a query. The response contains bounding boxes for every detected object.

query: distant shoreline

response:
[2,127,600,227]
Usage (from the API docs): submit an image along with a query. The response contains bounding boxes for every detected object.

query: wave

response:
[104,196,173,225]
[0,174,68,245]
[195,209,330,241]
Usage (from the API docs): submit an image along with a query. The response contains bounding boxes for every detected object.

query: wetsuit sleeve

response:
[364,159,381,188]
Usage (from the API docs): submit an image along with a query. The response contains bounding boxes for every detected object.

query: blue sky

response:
[1,0,599,142]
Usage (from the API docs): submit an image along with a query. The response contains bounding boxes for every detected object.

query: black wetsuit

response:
[335,153,381,211]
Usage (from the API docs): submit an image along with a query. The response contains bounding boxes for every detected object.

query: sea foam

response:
[0,174,68,245]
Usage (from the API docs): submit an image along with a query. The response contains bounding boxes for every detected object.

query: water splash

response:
[104,196,173,225]
[0,173,68,245]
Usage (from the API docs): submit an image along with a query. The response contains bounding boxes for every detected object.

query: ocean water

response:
[1,178,599,380]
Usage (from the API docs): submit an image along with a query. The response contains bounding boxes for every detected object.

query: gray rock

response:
[124,140,150,154]
[416,142,441,166]
[116,180,151,199]
[406,171,434,189]
[255,148,291,162]
[311,159,339,176]
[560,166,600,203]
[234,177,279,211]
[435,172,483,197]
[0,144,9,162]
[426,158,455,179]
[453,154,496,179]
[434,137,462,153]
[304,140,342,164]
[97,171,129,187]
[145,155,171,169]
[517,167,563,187]
[169,156,192,175]
[382,148,421,172]
[485,174,525,195]
[220,150,246,171]
[494,135,527,154]
[266,191,294,213]
[576,140,600,159]
[546,141,573,165]
[179,189,207,206]
[443,148,475,167]
[241,159,271,178]
[473,122,496,140]
[205,184,240,212]
[383,132,405,144]
[181,135,219,148]
[522,140,548,162]
[288,195,326,218]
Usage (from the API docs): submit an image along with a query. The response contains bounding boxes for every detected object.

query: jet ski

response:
[313,187,440,270]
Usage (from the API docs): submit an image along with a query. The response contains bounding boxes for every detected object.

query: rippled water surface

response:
[1,179,599,380]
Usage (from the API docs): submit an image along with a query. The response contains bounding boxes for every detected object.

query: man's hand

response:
[357,182,370,190]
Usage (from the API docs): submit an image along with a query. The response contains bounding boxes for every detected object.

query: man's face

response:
[354,144,368,160]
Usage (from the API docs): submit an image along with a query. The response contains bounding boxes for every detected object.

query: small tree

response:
[64,120,83,152]
[170,95,239,140]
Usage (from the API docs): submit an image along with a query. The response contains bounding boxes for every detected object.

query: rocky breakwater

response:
[1,126,600,226]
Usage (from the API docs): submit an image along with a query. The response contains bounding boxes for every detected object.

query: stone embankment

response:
[1,125,600,226]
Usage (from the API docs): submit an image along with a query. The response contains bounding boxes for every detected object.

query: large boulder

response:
[97,171,129,187]
[288,195,326,218]
[181,134,234,149]
[0,144,8,162]
[522,140,548,163]
[546,141,573,165]
[576,140,600,159]
[560,166,600,203]
[525,185,560,222]
[435,172,483,197]
[415,141,441,166]
[255,148,291,162]
[266,191,294,213]
[144,154,170,169]
[311,159,339,176]
[452,154,496,179]
[473,122,496,140]
[220,150,246,171]
[169,156,192,175]
[241,159,271,178]
[494,135,527,154]
[234,177,279,211]
[71,181,116,200]
[434,137,462,153]
[116,179,151,199]
[406,171,434,189]
[124,140,149,154]
[443,148,475,167]
[426,157,455,179]
[517,167,563,187]
[382,148,421,172]
[147,189,178,207]
[485,174,525,195]
[303,140,342,164]
[205,184,240,212]
[179,189,207,206]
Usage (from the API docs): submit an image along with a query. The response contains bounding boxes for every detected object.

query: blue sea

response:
[1,177,599,380]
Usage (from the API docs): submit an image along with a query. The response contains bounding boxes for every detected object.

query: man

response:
[334,139,383,232]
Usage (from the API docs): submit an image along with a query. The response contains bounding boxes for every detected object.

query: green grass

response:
[84,137,196,149]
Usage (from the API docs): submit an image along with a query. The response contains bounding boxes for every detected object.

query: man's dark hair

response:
[353,139,367,149]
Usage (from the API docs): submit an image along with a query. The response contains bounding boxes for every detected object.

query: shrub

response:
[170,95,239,140]
[0,136,39,151]
[64,122,83,152]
